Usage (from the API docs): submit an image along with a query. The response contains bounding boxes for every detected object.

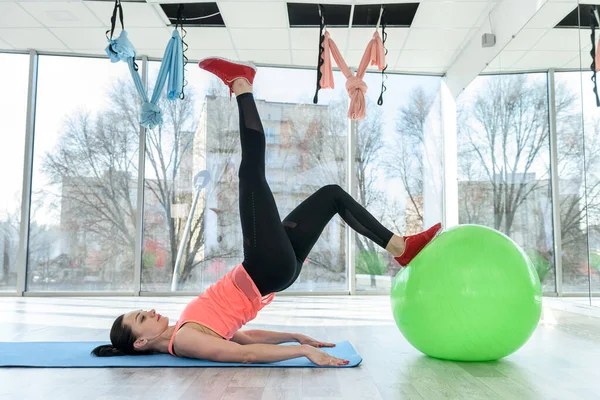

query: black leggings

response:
[236,93,394,295]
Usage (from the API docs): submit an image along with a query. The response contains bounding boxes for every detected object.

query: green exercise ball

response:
[390,224,542,362]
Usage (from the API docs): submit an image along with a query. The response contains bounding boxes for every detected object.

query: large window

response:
[577,70,600,300]
[28,56,138,291]
[570,66,600,298]
[457,74,555,292]
[6,51,598,297]
[554,72,598,294]
[354,72,443,291]
[142,64,349,292]
[0,53,29,292]
[582,91,600,299]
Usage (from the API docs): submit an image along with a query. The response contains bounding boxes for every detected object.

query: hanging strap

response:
[377,7,388,106]
[105,0,139,71]
[175,4,188,100]
[313,5,326,104]
[106,0,124,41]
[105,17,184,128]
[591,6,600,107]
[139,29,184,128]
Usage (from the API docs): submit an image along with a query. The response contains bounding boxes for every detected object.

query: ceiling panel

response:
[561,53,582,69]
[346,28,380,51]
[396,66,445,74]
[494,50,527,68]
[396,49,456,69]
[579,28,594,51]
[70,48,106,57]
[185,48,237,62]
[181,27,233,50]
[135,48,168,59]
[0,2,42,28]
[0,37,13,49]
[484,50,526,72]
[289,27,350,50]
[230,28,289,50]
[51,27,108,49]
[346,28,408,51]
[381,28,410,50]
[291,49,318,66]
[511,50,579,70]
[504,29,548,51]
[0,27,68,49]
[344,49,401,69]
[290,28,319,50]
[411,2,490,29]
[125,27,173,49]
[534,28,579,51]
[237,49,291,65]
[525,2,576,29]
[0,0,589,76]
[218,1,288,29]
[321,28,349,51]
[404,28,470,50]
[20,2,104,27]
[85,2,165,28]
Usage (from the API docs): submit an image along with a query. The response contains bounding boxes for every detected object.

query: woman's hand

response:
[295,334,336,348]
[303,345,349,367]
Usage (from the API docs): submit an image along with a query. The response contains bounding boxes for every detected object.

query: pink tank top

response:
[168,264,274,356]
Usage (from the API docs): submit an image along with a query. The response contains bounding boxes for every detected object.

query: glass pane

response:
[574,4,600,302]
[457,73,555,292]
[0,53,29,292]
[578,70,600,301]
[554,71,594,294]
[354,73,443,291]
[583,97,600,302]
[28,56,138,291]
[142,64,349,292]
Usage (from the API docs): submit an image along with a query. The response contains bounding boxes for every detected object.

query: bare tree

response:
[386,88,435,230]
[457,74,600,287]
[355,99,386,257]
[458,75,550,236]
[41,78,239,289]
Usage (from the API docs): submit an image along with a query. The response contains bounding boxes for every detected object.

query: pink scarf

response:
[319,30,386,120]
[596,38,600,72]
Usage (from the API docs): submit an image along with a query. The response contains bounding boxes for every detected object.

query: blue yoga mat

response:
[0,340,362,368]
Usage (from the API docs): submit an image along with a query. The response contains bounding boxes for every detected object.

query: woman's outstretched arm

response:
[232,330,335,348]
[174,328,348,366]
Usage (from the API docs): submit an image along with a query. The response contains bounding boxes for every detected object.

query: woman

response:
[92,58,441,366]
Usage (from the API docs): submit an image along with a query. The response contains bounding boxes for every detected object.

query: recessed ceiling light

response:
[46,10,78,22]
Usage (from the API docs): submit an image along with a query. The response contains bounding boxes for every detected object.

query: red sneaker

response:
[198,57,256,95]
[394,223,442,267]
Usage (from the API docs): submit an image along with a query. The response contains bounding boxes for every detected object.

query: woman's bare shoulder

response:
[173,324,242,361]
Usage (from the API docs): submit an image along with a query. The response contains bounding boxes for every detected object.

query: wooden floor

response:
[1,295,599,400]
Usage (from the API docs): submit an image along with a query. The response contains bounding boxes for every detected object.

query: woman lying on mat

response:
[92,58,441,366]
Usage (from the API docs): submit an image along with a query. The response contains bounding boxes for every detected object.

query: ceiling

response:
[485,0,598,73]
[0,0,594,75]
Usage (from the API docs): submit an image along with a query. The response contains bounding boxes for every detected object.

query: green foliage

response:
[356,250,387,276]
[142,252,157,270]
[525,249,550,283]
[590,252,600,273]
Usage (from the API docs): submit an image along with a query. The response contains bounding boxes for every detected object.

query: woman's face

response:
[122,308,169,345]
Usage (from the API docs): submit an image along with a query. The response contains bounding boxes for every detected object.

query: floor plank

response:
[0,296,599,399]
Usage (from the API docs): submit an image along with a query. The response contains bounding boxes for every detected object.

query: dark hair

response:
[91,314,154,357]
